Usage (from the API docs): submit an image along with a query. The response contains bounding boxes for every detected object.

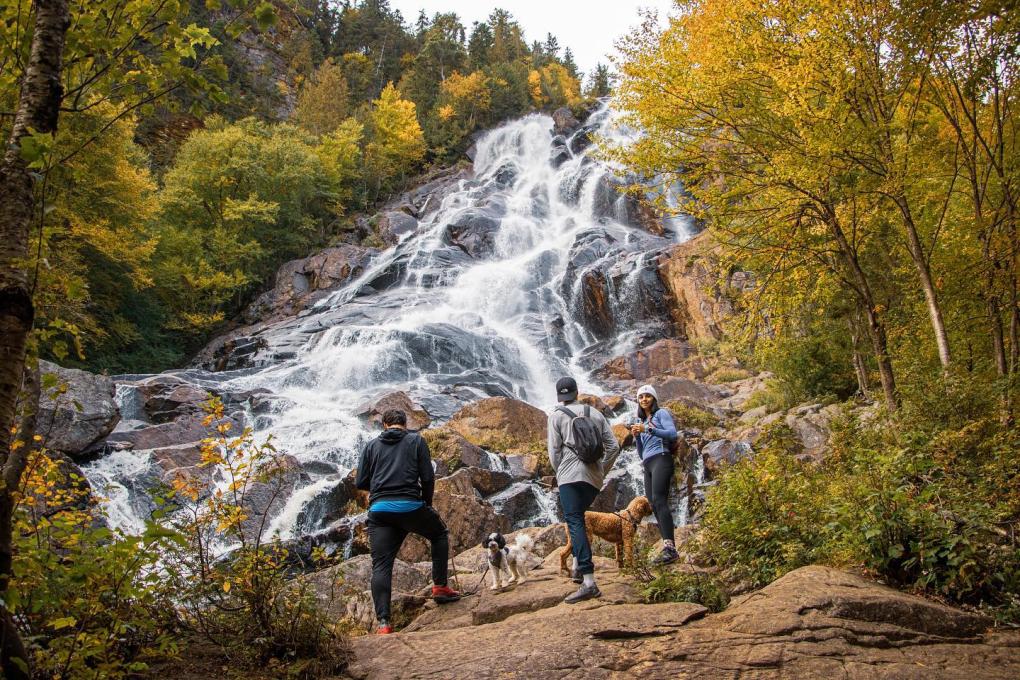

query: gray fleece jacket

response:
[547,402,621,490]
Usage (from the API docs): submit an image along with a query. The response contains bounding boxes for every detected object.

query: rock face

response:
[240,244,377,324]
[552,107,580,135]
[447,397,548,458]
[596,337,696,382]
[658,232,753,344]
[37,361,120,458]
[348,564,1020,679]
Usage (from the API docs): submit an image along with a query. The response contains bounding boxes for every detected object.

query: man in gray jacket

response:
[548,376,621,603]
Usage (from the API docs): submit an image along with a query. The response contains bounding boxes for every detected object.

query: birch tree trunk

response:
[0,1,70,677]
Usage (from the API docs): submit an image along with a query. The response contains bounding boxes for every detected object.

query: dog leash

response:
[612,509,640,528]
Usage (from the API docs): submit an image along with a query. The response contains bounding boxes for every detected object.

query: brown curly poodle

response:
[559,495,654,574]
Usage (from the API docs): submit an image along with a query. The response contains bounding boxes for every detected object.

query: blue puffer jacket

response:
[635,408,677,461]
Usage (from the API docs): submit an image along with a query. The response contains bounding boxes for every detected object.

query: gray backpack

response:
[556,405,605,465]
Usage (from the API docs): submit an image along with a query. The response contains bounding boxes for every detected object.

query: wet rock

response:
[420,427,492,471]
[37,361,120,458]
[623,193,665,236]
[106,412,242,451]
[590,467,638,513]
[455,466,514,497]
[549,136,571,167]
[489,483,556,530]
[604,395,627,414]
[403,164,473,218]
[137,376,210,423]
[578,270,616,339]
[207,334,268,371]
[505,454,542,479]
[447,397,548,459]
[376,210,418,245]
[552,107,580,135]
[443,208,501,258]
[355,391,431,431]
[568,123,595,155]
[611,423,635,449]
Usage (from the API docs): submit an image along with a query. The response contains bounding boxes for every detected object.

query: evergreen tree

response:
[587,63,613,98]
[562,47,579,80]
[468,21,494,70]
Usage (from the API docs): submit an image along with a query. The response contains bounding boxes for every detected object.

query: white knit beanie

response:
[636,384,658,400]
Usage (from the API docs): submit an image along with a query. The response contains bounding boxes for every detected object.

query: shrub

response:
[160,399,351,674]
[664,400,720,431]
[704,366,752,384]
[640,570,730,612]
[741,378,796,413]
[699,425,833,587]
[11,452,180,678]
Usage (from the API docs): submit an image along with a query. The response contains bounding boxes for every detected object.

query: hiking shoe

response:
[432,585,461,603]
[570,567,583,584]
[564,583,601,604]
[651,545,680,566]
[376,622,393,635]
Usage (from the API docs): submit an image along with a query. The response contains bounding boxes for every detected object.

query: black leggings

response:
[642,453,675,542]
[366,505,449,621]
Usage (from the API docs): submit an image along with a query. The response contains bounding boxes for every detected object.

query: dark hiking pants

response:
[366,505,449,622]
[642,452,676,542]
[559,481,599,575]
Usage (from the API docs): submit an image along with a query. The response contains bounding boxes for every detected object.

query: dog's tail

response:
[514,533,535,552]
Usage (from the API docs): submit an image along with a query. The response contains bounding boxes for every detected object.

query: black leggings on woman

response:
[642,453,675,542]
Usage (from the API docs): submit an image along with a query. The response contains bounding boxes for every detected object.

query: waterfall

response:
[86,102,695,538]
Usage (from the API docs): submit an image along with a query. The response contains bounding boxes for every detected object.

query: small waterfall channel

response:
[82,101,698,548]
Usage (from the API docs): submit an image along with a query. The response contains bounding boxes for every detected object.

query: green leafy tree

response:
[154,118,338,336]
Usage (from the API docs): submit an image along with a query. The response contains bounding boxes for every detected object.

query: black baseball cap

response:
[555,376,578,402]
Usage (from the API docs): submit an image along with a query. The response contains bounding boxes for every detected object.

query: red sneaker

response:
[377,624,393,635]
[432,585,461,603]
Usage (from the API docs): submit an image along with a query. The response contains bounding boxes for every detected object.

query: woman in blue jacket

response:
[630,384,679,565]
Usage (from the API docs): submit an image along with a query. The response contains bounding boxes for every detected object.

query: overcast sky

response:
[387,1,678,83]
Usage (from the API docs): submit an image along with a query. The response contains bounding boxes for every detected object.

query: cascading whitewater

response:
[84,102,697,542]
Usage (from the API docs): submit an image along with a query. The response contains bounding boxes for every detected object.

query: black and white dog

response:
[483,532,535,589]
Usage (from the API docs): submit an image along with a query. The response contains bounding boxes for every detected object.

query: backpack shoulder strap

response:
[556,406,576,419]
[584,405,591,418]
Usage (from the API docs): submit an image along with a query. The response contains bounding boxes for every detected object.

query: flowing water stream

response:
[84,102,698,542]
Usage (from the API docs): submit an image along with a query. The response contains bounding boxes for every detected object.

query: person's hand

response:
[630,422,645,435]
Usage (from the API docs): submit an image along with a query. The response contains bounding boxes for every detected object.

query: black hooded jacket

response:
[355,428,435,507]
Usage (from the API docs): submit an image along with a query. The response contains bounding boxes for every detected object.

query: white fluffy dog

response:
[483,532,535,590]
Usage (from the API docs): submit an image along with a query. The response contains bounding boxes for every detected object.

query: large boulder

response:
[376,210,419,245]
[36,361,120,458]
[301,554,430,627]
[447,397,548,459]
[552,107,580,135]
[356,391,431,431]
[702,439,752,477]
[420,427,492,472]
[397,477,509,563]
[136,376,209,423]
[238,244,377,325]
[595,338,696,383]
[106,411,243,451]
[443,208,501,258]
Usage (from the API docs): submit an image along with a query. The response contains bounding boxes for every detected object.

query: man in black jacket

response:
[355,409,460,634]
